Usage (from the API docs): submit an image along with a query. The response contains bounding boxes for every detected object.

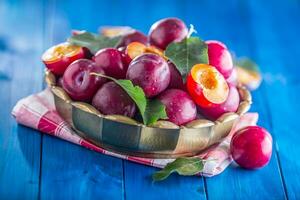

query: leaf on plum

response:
[115,79,147,114]
[144,99,168,125]
[90,73,167,125]
[165,37,209,78]
[152,157,205,181]
[68,31,122,54]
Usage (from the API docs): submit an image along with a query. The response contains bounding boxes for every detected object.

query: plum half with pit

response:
[186,64,229,108]
[93,48,127,79]
[126,53,170,98]
[42,42,85,76]
[158,89,197,125]
[199,84,240,120]
[149,18,188,50]
[92,82,136,117]
[62,59,106,102]
[231,126,272,169]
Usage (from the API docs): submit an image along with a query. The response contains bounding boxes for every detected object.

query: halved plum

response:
[186,64,229,108]
[199,84,240,120]
[62,59,106,102]
[206,40,233,79]
[125,42,166,61]
[42,42,85,76]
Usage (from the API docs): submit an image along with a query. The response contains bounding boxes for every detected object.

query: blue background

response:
[0,0,299,199]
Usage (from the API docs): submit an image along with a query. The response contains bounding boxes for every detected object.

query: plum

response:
[118,30,148,47]
[231,126,272,169]
[118,46,132,69]
[62,59,106,102]
[93,48,127,79]
[149,18,188,50]
[186,64,229,108]
[199,84,240,120]
[92,81,136,117]
[226,67,237,85]
[125,42,165,61]
[206,40,233,79]
[57,77,64,87]
[167,61,184,89]
[158,89,197,125]
[126,54,170,98]
[42,42,85,76]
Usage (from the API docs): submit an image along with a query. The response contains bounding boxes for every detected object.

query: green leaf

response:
[144,99,168,125]
[152,157,205,182]
[115,79,147,114]
[90,73,167,125]
[68,31,121,54]
[235,57,260,73]
[165,37,209,78]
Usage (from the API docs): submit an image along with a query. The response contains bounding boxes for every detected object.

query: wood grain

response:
[0,0,300,199]
[247,0,300,199]
[0,0,44,199]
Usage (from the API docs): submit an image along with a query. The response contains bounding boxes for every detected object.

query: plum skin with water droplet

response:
[149,18,188,50]
[92,81,136,117]
[158,89,197,125]
[126,54,170,98]
[62,59,106,102]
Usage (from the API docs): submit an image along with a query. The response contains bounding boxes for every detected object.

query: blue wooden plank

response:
[0,0,44,199]
[122,0,206,199]
[39,1,124,199]
[124,162,207,200]
[40,135,124,199]
[247,0,300,199]
[184,0,286,199]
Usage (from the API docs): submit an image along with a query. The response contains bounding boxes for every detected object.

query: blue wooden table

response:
[0,0,299,199]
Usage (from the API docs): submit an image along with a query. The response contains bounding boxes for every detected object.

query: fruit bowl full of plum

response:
[43,18,252,158]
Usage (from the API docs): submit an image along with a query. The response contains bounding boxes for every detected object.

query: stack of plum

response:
[42,18,240,126]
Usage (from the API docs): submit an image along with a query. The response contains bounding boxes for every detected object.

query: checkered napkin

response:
[12,88,258,177]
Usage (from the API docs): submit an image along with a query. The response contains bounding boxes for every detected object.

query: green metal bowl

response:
[45,70,252,158]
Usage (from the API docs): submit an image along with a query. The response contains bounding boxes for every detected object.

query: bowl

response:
[45,70,252,158]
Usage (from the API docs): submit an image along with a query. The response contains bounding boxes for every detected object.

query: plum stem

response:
[187,24,197,38]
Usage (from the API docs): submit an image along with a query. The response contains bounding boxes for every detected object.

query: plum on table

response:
[231,126,272,169]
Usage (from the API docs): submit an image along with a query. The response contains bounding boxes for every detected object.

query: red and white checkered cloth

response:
[12,88,258,177]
